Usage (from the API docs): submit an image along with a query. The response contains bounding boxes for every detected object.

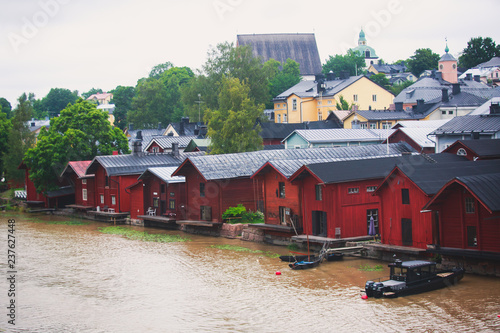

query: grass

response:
[210,244,280,258]
[47,219,89,225]
[358,264,384,272]
[98,226,190,243]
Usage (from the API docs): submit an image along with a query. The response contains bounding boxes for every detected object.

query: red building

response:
[384,127,436,154]
[423,173,500,257]
[442,139,500,161]
[374,159,500,249]
[128,166,187,220]
[60,161,94,208]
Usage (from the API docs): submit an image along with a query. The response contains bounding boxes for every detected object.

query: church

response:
[351,29,379,67]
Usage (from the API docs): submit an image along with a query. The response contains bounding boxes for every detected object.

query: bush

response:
[223,204,264,224]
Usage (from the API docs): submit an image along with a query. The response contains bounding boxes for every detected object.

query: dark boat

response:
[364,260,464,298]
[288,259,321,270]
[279,255,317,262]
[326,253,344,261]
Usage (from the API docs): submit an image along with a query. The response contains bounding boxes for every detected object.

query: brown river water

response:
[1,213,499,332]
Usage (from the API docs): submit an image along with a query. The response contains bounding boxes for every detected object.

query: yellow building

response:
[273,75,394,124]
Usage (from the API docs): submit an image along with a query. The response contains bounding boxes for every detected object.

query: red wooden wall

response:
[129,181,144,219]
[388,130,434,154]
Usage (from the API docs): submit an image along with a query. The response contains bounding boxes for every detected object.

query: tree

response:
[335,95,354,111]
[81,88,103,100]
[149,61,173,79]
[205,77,263,154]
[0,111,11,178]
[389,80,414,96]
[41,88,79,116]
[110,86,135,130]
[4,93,35,185]
[406,48,440,77]
[265,58,302,108]
[24,99,129,193]
[322,50,366,77]
[0,98,12,119]
[369,73,390,88]
[458,37,500,69]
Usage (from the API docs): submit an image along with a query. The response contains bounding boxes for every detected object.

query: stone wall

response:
[241,226,264,243]
[220,223,246,239]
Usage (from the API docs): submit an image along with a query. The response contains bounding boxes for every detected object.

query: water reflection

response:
[1,213,499,332]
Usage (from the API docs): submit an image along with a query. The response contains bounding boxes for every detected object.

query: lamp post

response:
[195,94,204,123]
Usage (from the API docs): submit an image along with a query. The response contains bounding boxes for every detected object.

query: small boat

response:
[288,259,321,270]
[364,259,464,298]
[326,252,344,261]
[279,255,317,262]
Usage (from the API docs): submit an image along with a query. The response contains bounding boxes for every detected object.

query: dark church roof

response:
[237,33,322,76]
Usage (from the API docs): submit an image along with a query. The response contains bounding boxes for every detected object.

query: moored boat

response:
[279,255,317,262]
[326,253,344,261]
[289,259,321,270]
[364,260,464,298]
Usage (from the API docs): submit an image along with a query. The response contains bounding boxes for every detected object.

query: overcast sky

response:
[1,0,499,107]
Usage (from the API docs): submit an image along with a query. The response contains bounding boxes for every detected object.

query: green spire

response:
[445,43,449,53]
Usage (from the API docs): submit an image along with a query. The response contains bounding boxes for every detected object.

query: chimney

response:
[326,71,335,81]
[340,70,350,80]
[452,83,461,95]
[198,125,208,138]
[158,122,162,131]
[351,115,360,129]
[171,142,179,157]
[466,73,472,81]
[474,75,481,82]
[441,88,449,103]
[129,123,134,131]
[395,102,403,111]
[179,120,185,135]
[182,117,190,124]
[416,99,425,112]
[490,102,500,115]
[435,72,442,80]
[132,130,143,156]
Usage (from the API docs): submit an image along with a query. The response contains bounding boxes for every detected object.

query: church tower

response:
[352,29,379,67]
[438,43,457,83]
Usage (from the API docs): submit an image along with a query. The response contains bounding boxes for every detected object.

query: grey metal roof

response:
[438,91,488,107]
[455,173,500,212]
[144,136,197,150]
[237,33,322,76]
[392,128,437,148]
[430,115,500,135]
[450,139,500,157]
[395,159,500,195]
[178,142,415,181]
[475,57,500,68]
[274,76,364,100]
[138,167,185,184]
[355,110,418,121]
[394,119,451,128]
[86,151,204,176]
[258,119,341,140]
[469,97,500,115]
[127,128,165,151]
[286,128,396,144]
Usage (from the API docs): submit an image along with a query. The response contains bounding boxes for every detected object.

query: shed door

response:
[401,218,413,246]
[312,211,327,237]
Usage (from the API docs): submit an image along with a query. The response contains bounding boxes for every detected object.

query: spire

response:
[445,42,449,54]
[358,28,366,45]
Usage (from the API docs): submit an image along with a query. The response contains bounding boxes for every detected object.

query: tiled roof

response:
[286,128,395,143]
[86,151,204,177]
[430,115,500,135]
[393,159,500,195]
[145,136,197,150]
[176,142,415,181]
[138,166,185,184]
[274,76,364,100]
[237,33,322,75]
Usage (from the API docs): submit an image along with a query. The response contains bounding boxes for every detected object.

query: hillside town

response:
[3,30,500,281]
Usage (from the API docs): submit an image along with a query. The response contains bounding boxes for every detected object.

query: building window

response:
[153,197,159,208]
[169,199,175,210]
[441,110,446,115]
[170,192,175,197]
[200,183,205,197]
[283,114,287,123]
[367,209,379,235]
[152,146,160,153]
[369,123,377,129]
[353,94,358,102]
[467,226,477,247]
[279,182,285,198]
[360,123,368,129]
[277,114,281,123]
[448,110,453,115]
[366,186,377,192]
[348,187,359,194]
[328,100,332,104]
[82,189,87,201]
[402,188,410,204]
[372,95,377,102]
[456,148,467,156]
[100,194,104,204]
[82,179,87,185]
[382,122,391,129]
[315,185,323,201]
[439,64,444,70]
[318,101,322,105]
[292,99,297,111]
[111,195,116,206]
[200,205,212,221]
[465,197,475,213]
[318,111,322,121]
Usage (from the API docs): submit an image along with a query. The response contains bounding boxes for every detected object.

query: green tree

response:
[4,93,35,185]
[458,37,500,69]
[81,88,103,100]
[265,58,301,108]
[149,61,173,79]
[335,95,354,111]
[205,77,263,154]
[41,88,79,116]
[110,86,135,130]
[0,111,11,178]
[369,73,390,88]
[322,50,366,77]
[25,99,129,193]
[0,98,12,119]
[406,48,440,77]
[180,74,211,123]
[389,80,414,96]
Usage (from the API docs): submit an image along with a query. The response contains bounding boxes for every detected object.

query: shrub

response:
[223,204,264,224]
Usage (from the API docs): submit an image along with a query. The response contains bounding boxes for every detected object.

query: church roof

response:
[237,33,322,76]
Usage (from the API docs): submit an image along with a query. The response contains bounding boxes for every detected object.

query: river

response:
[1,213,499,332]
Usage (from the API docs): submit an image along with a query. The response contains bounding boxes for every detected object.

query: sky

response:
[1,0,499,108]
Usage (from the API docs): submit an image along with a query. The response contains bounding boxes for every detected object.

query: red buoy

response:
[361,295,368,300]
[275,271,281,275]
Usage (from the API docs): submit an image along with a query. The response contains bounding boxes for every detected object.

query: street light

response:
[195,94,204,123]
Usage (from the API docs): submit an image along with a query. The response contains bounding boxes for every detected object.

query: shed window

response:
[366,186,377,192]
[465,197,475,214]
[82,189,87,201]
[279,182,286,198]
[315,185,323,201]
[111,195,116,206]
[153,197,159,208]
[348,187,359,194]
[467,226,477,247]
[169,199,175,210]
[402,188,410,204]
[292,99,297,111]
[200,183,205,197]
[82,179,87,185]
[100,194,104,204]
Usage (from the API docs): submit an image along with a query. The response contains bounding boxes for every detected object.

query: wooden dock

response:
[176,220,222,228]
[88,211,129,224]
